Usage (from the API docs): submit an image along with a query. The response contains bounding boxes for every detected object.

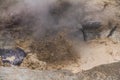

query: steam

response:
[2,0,118,40]
[2,0,87,39]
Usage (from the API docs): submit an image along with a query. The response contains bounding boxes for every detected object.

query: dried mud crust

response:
[19,32,79,70]
[30,32,78,63]
[20,54,47,70]
[20,53,79,71]
[0,28,80,71]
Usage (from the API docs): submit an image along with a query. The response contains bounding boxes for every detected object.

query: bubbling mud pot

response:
[0,47,26,65]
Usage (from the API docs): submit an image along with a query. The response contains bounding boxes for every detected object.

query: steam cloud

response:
[1,0,118,40]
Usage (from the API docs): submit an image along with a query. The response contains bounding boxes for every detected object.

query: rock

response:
[0,48,26,65]
[77,62,120,80]
[101,30,120,42]
[0,67,76,80]
[1,62,120,80]
[81,21,102,41]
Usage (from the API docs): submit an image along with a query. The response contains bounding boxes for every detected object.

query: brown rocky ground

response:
[0,0,120,80]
